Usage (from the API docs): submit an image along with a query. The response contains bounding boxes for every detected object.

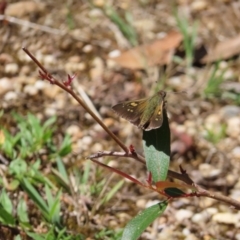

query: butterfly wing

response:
[112,98,148,127]
[145,99,165,130]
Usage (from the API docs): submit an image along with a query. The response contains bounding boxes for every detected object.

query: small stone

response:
[136,199,147,209]
[4,63,19,75]
[102,118,114,128]
[184,120,197,135]
[109,220,118,228]
[43,55,56,66]
[232,147,240,159]
[182,228,191,236]
[192,213,204,223]
[44,86,61,98]
[157,228,177,240]
[68,55,81,63]
[92,123,102,132]
[93,0,105,7]
[77,136,93,150]
[171,198,190,208]
[88,9,103,18]
[81,136,92,145]
[82,44,93,53]
[34,80,47,90]
[226,174,237,186]
[4,91,18,101]
[168,76,182,87]
[117,212,131,222]
[204,114,221,129]
[91,143,103,152]
[192,208,218,223]
[90,57,104,79]
[23,85,38,95]
[220,105,240,119]
[191,0,208,11]
[175,209,193,222]
[108,50,121,58]
[66,125,81,136]
[212,212,239,225]
[199,163,222,178]
[226,117,240,138]
[0,78,12,94]
[44,108,57,116]
[199,198,215,208]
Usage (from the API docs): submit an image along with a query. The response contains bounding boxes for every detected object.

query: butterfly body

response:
[112,90,166,131]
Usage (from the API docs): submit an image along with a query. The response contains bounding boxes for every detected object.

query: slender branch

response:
[195,185,240,210]
[89,150,145,164]
[89,151,240,209]
[88,150,193,184]
[22,47,129,153]
[0,14,86,41]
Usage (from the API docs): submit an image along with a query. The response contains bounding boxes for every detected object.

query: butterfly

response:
[112,90,166,131]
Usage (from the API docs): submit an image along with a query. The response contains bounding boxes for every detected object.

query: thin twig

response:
[0,15,64,35]
[89,150,145,163]
[89,151,240,209]
[195,185,240,210]
[88,150,193,184]
[22,47,129,153]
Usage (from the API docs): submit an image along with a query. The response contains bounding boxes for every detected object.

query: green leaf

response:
[9,158,27,178]
[42,116,56,130]
[0,204,15,225]
[0,189,13,214]
[56,157,69,184]
[82,161,90,184]
[17,198,29,223]
[104,6,138,46]
[27,232,46,240]
[14,235,22,240]
[20,178,49,219]
[142,109,170,182]
[49,190,61,225]
[122,201,168,240]
[58,134,72,157]
[45,184,54,209]
[28,114,42,139]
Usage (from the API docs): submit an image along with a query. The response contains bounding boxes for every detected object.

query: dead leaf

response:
[110,31,182,69]
[202,34,240,63]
